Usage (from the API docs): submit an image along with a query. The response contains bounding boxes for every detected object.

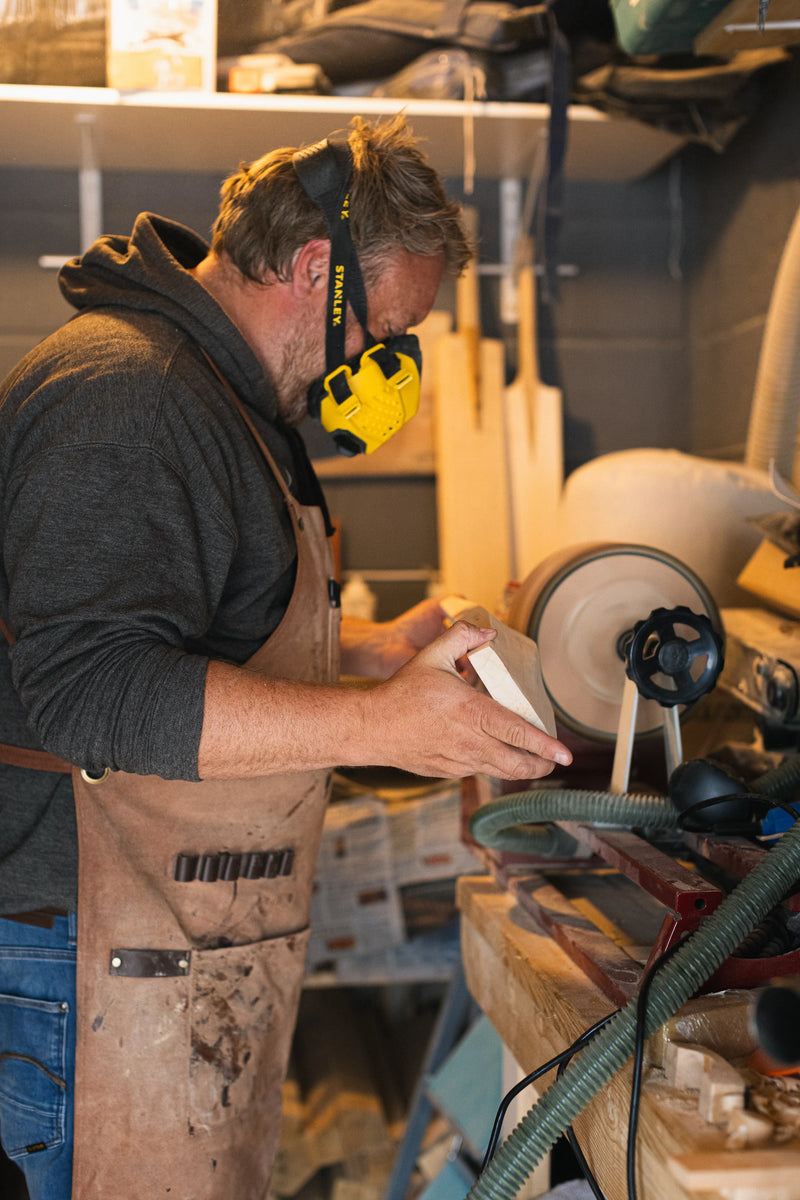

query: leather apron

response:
[0,386,341,1200]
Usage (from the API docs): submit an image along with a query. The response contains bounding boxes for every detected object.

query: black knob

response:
[626,605,724,707]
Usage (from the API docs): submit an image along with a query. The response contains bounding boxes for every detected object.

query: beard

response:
[274,322,326,427]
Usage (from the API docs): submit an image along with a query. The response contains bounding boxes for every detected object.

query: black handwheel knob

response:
[625,605,724,707]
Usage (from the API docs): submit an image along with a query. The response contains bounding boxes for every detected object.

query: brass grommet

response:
[80,766,110,784]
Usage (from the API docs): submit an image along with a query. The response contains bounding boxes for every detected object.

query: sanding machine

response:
[461,540,800,1200]
[467,540,800,1008]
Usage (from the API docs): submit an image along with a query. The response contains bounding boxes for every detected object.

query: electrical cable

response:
[466,820,800,1200]
[482,946,687,1200]
[480,1013,616,1172]
[485,910,792,1200]
[557,1042,611,1200]
[625,940,685,1200]
[561,1124,607,1200]
[465,762,800,1200]
[675,792,800,834]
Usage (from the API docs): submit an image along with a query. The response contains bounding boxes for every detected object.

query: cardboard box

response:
[107,0,217,91]
[738,537,800,619]
[0,0,105,85]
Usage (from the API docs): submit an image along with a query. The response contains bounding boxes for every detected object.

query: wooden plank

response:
[467,639,555,735]
[670,1150,800,1196]
[433,214,511,612]
[439,596,555,735]
[504,871,643,1007]
[457,876,613,1065]
[456,876,765,1200]
[503,262,564,581]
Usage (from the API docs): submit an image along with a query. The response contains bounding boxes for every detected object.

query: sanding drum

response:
[506,542,723,743]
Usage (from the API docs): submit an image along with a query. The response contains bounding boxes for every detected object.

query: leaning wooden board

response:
[434,210,511,612]
[503,262,564,581]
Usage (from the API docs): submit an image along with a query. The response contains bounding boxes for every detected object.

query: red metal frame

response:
[490,822,800,1006]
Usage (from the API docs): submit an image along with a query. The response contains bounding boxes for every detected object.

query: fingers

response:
[473,700,572,777]
[372,631,573,781]
[451,691,570,778]
[389,596,450,648]
[412,618,497,675]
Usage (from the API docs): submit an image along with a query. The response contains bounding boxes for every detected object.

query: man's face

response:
[276,247,444,426]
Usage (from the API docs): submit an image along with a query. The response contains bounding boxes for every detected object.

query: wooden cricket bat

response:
[503,263,564,581]
[434,210,512,612]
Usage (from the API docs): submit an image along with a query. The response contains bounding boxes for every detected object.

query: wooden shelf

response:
[0,84,686,181]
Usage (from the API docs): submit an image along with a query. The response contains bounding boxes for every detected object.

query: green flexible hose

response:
[467,816,800,1200]
[753,754,800,800]
[469,754,800,857]
[469,789,678,855]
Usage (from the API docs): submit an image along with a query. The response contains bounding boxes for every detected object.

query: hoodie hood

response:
[58,213,277,420]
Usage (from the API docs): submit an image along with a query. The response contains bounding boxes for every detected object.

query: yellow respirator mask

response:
[293,139,422,457]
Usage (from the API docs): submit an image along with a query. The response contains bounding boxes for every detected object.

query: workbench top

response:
[457,875,800,1200]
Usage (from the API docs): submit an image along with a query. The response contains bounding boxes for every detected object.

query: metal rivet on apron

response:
[60,1001,69,1012]
[178,958,189,970]
[111,955,122,968]
[80,767,110,784]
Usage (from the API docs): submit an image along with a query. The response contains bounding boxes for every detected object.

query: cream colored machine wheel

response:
[506,542,723,743]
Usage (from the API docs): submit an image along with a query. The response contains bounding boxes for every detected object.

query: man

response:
[0,114,572,1200]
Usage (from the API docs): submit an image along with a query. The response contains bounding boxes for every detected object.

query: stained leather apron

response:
[0,381,341,1200]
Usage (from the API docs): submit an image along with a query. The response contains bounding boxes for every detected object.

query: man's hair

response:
[211,114,472,285]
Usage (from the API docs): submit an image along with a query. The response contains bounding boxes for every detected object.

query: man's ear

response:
[292,239,330,298]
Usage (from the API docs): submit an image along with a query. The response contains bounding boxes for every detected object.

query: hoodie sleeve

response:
[4,440,235,780]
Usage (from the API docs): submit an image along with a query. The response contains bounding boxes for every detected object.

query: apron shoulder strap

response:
[199,350,297,508]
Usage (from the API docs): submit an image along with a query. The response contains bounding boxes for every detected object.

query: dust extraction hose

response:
[752,754,800,802]
[744,200,800,485]
[466,816,800,1200]
[469,789,678,855]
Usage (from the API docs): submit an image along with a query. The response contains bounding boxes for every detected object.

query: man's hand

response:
[200,617,572,783]
[361,620,573,780]
[340,596,448,679]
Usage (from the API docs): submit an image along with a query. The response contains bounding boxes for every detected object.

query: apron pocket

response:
[0,993,68,1158]
[188,925,310,1132]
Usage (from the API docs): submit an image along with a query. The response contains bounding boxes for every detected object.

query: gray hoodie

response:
[0,212,324,912]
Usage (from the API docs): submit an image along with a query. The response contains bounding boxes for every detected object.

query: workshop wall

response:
[682,52,800,461]
[1,57,798,619]
[538,163,688,478]
[0,167,223,381]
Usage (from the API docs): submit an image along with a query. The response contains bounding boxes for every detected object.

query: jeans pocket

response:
[188,925,310,1132]
[0,993,68,1159]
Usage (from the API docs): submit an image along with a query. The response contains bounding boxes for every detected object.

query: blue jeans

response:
[0,913,76,1200]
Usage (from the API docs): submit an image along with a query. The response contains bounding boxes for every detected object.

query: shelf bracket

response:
[499,177,523,326]
[39,112,104,269]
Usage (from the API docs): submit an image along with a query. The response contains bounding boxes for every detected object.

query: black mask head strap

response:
[292,139,371,370]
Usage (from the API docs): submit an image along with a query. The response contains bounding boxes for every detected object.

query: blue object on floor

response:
[426,1014,504,1163]
[417,1157,476,1200]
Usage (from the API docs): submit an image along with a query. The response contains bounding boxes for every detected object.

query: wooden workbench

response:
[457,875,800,1200]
